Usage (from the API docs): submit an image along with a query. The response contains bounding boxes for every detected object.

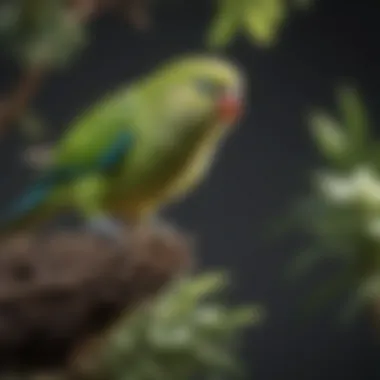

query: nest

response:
[0,224,194,374]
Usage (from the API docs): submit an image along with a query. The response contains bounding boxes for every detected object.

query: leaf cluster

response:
[288,87,380,320]
[77,272,261,380]
[0,0,87,69]
[207,0,313,49]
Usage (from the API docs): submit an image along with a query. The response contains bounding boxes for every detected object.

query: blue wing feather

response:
[0,131,134,229]
[97,132,134,170]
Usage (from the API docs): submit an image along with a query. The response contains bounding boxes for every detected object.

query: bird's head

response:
[146,55,247,135]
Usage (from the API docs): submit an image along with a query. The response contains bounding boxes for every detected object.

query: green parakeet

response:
[0,55,246,239]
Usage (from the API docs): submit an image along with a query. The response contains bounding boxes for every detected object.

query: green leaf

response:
[207,0,313,49]
[336,85,369,158]
[192,305,227,328]
[366,142,380,171]
[153,272,229,324]
[177,272,229,301]
[93,271,257,380]
[309,110,350,164]
[206,0,240,48]
[242,0,287,46]
[3,0,87,68]
[193,341,239,374]
[356,274,380,302]
[149,323,195,351]
[225,305,263,327]
[23,15,86,68]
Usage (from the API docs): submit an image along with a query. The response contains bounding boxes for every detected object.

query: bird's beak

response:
[217,92,243,124]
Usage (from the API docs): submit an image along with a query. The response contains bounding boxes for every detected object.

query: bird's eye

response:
[194,78,222,97]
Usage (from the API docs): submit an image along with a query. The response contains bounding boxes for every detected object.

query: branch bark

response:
[0,65,46,137]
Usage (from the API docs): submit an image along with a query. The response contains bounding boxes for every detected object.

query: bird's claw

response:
[148,216,180,240]
[85,216,129,244]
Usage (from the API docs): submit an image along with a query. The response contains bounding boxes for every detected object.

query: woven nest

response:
[0,224,194,374]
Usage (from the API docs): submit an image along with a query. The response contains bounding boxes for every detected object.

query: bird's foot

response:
[85,216,129,245]
[147,216,181,240]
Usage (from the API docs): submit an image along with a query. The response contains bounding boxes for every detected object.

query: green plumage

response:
[1,55,246,235]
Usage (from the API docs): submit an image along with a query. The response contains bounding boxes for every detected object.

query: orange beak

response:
[217,94,243,123]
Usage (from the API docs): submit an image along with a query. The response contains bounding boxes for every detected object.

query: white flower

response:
[351,166,380,208]
[316,166,380,209]
[316,172,356,204]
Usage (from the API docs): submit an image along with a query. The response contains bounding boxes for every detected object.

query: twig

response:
[0,0,151,139]
[68,0,151,26]
[0,0,97,138]
[123,0,151,30]
[0,65,46,137]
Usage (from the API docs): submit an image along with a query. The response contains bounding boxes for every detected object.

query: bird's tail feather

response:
[0,181,53,236]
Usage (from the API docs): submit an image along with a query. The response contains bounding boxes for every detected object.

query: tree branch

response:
[0,0,152,139]
[0,65,46,137]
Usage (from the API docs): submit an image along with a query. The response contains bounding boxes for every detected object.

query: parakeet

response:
[0,54,246,239]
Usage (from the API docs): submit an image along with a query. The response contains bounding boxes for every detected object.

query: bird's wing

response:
[46,89,138,184]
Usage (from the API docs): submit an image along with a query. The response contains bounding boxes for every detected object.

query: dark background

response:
[1,0,379,378]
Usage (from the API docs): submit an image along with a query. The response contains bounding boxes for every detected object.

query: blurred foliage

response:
[310,86,371,169]
[287,87,380,320]
[0,0,314,70]
[75,271,261,380]
[19,109,49,141]
[207,0,313,48]
[0,0,313,139]
[0,0,87,69]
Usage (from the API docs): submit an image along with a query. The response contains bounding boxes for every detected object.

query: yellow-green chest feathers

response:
[161,122,227,200]
[107,119,228,221]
